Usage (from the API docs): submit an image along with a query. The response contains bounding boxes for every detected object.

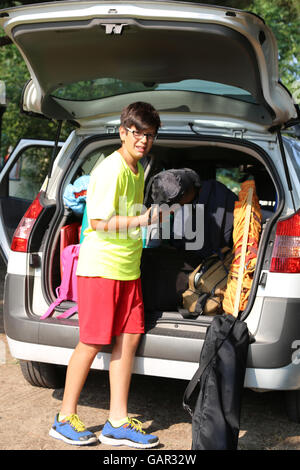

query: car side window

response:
[216,167,241,195]
[9,146,53,200]
[79,144,118,176]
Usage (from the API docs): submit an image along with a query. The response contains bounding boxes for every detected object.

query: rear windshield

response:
[283,137,300,181]
[51,78,255,104]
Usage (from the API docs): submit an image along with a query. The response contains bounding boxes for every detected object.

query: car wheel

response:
[19,360,65,389]
[284,390,300,423]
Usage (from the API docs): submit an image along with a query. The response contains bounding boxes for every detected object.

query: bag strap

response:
[40,298,63,320]
[182,315,237,416]
[184,252,230,318]
[194,292,210,315]
[57,305,78,319]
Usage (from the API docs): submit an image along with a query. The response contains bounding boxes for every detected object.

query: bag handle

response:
[182,315,237,416]
[40,298,63,320]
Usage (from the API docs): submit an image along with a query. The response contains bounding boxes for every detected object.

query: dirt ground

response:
[1,256,300,453]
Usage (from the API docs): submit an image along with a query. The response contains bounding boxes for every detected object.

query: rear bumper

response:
[6,335,300,390]
[4,273,300,389]
[244,362,300,391]
[246,296,300,368]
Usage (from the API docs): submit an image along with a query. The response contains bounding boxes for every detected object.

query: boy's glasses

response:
[126,127,157,141]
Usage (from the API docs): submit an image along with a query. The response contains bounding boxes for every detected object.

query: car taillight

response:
[11,193,43,252]
[270,210,300,273]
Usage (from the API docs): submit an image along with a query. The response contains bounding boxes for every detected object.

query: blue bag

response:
[63,175,90,215]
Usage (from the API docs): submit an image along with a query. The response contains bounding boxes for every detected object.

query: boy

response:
[49,102,161,448]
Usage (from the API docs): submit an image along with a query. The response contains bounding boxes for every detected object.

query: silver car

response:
[1,1,300,421]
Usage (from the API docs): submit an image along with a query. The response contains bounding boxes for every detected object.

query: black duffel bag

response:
[183,314,250,450]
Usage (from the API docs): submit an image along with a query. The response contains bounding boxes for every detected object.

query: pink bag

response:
[41,244,80,320]
[59,222,81,276]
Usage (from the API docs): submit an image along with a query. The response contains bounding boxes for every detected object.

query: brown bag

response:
[180,248,233,318]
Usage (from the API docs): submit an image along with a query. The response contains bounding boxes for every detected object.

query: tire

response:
[284,390,300,423]
[19,360,65,389]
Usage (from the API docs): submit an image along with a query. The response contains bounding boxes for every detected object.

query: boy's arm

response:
[90,206,163,233]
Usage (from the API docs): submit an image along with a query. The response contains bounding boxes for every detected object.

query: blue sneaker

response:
[99,418,159,449]
[49,413,98,446]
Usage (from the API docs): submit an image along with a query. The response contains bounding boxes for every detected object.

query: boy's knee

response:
[115,333,141,350]
[127,333,141,343]
[78,341,102,355]
[129,333,141,347]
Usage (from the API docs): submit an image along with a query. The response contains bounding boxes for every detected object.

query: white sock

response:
[109,417,129,427]
[58,413,68,422]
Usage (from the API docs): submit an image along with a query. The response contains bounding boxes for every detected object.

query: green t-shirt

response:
[76,151,144,280]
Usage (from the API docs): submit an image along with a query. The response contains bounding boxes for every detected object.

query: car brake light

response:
[270,210,300,273]
[11,193,43,252]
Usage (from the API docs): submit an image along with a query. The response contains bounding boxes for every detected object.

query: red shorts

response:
[77,276,145,345]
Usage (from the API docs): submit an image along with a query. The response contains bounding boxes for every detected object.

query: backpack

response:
[179,247,233,318]
[183,314,250,450]
[40,244,80,320]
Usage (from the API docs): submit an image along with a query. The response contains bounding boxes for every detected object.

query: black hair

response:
[120,101,161,132]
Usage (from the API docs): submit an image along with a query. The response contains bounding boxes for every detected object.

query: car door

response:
[0,139,62,263]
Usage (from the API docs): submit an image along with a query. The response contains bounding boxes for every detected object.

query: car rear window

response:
[51,78,255,104]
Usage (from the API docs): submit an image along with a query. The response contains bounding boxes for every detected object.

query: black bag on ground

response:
[182,314,250,450]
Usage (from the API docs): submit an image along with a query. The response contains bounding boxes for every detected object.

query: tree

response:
[248,0,300,88]
[0,37,73,160]
[0,1,73,159]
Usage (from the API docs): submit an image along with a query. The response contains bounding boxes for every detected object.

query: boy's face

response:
[119,125,156,161]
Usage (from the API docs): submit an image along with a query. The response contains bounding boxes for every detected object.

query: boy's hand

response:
[138,206,170,227]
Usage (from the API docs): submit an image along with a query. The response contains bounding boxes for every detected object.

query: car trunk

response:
[0,0,294,330]
[38,134,279,331]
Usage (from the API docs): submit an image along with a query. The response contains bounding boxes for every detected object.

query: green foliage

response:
[216,168,242,194]
[248,0,300,88]
[0,41,73,159]
[0,0,44,7]
[187,0,299,88]
[53,78,153,101]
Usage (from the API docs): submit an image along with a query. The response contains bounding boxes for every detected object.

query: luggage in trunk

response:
[141,247,200,313]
